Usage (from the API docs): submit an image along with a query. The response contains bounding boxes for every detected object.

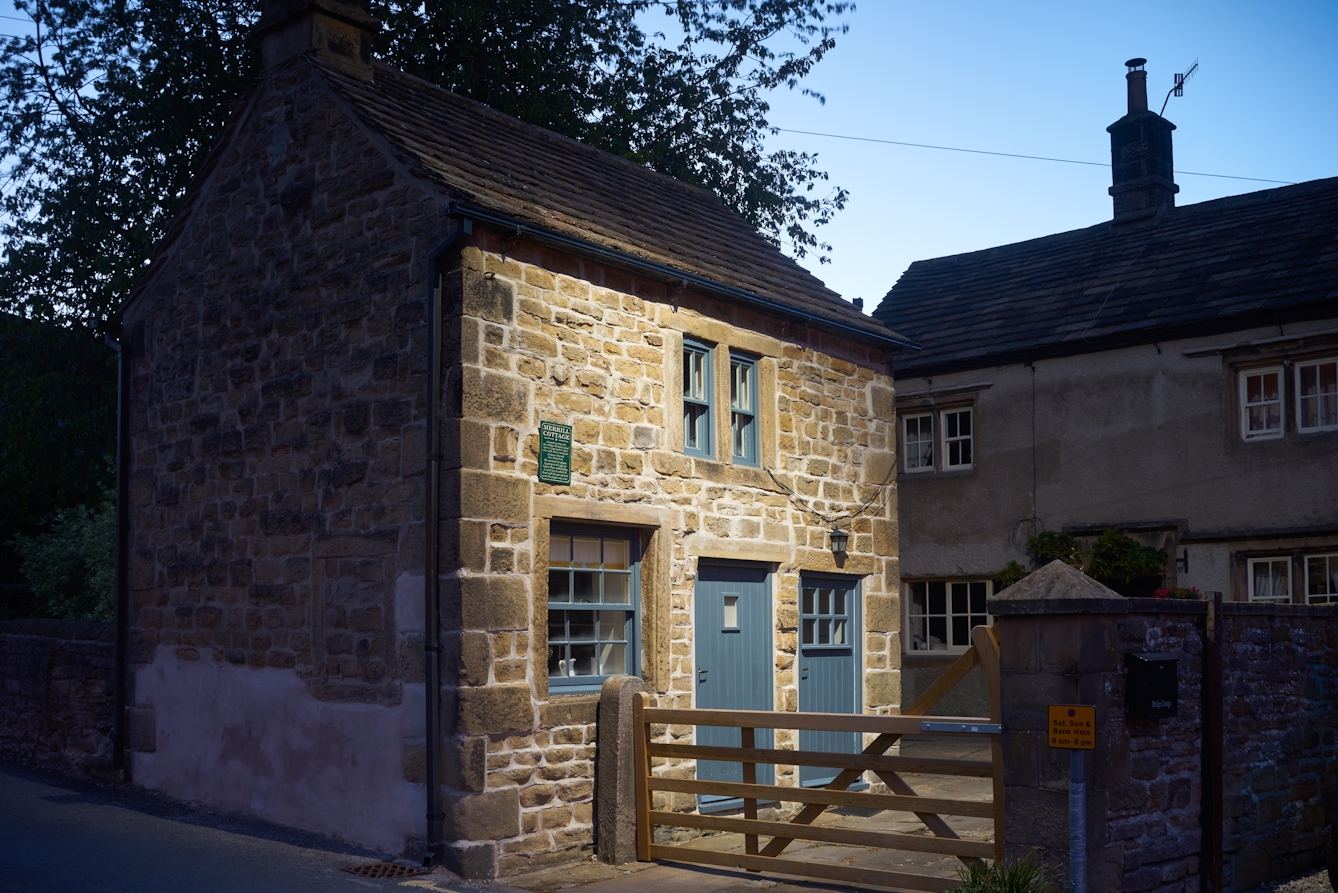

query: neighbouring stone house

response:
[873,59,1338,714]
[117,0,913,877]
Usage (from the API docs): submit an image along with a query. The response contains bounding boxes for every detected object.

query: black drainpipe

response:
[423,221,468,865]
[109,329,130,777]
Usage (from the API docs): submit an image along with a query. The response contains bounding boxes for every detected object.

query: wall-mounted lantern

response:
[829,527,849,555]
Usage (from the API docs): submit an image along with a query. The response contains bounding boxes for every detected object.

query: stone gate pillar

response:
[989,560,1129,889]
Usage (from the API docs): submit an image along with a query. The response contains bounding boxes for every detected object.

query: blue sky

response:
[764,0,1338,307]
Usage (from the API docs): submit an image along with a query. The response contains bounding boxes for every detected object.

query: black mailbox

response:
[1126,652,1177,721]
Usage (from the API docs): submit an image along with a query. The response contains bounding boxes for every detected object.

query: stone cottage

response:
[116,0,913,878]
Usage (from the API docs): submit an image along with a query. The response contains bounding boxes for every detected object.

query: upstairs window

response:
[1307,554,1338,605]
[548,529,640,691]
[730,352,759,467]
[1240,368,1283,440]
[1248,557,1290,603]
[903,414,934,472]
[942,407,974,469]
[683,339,714,458]
[907,579,991,652]
[1297,358,1338,432]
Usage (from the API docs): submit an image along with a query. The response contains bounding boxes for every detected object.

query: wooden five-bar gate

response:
[633,626,1003,892]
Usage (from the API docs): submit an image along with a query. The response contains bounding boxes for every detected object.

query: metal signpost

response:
[537,421,572,485]
[1049,705,1096,893]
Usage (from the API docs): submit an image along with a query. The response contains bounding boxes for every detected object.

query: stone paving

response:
[504,737,995,893]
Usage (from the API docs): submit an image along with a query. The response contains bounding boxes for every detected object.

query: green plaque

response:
[538,421,572,485]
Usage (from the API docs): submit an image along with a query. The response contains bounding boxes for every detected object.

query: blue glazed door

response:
[798,575,861,787]
[694,562,773,809]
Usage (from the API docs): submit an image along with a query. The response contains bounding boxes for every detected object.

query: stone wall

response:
[1108,600,1205,893]
[1220,603,1338,891]
[120,59,446,855]
[438,236,900,875]
[996,563,1338,892]
[0,619,115,777]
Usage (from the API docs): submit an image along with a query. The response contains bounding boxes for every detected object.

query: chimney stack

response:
[253,0,376,80]
[1107,58,1178,223]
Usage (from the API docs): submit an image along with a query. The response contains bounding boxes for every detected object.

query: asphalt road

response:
[0,763,491,893]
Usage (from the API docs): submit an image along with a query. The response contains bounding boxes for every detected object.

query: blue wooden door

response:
[694,562,773,809]
[798,576,861,787]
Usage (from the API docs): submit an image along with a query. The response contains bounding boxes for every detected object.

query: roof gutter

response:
[445,200,919,351]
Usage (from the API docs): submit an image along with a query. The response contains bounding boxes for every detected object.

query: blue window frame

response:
[683,339,714,459]
[730,352,759,466]
[547,527,640,692]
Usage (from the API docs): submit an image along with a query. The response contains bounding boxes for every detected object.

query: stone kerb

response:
[989,561,1128,889]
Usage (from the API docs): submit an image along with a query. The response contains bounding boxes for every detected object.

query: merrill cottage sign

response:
[538,421,572,485]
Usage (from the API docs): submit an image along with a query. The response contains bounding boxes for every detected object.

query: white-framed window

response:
[903,413,934,472]
[1240,367,1283,440]
[942,407,974,469]
[907,579,992,652]
[547,527,640,691]
[683,338,714,458]
[1306,553,1338,604]
[1296,358,1338,433]
[1248,557,1291,603]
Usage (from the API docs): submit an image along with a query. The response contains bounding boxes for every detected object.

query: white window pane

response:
[549,535,571,567]
[832,619,846,645]
[603,539,629,570]
[599,642,627,675]
[573,536,601,567]
[598,610,626,640]
[723,596,738,628]
[603,573,630,604]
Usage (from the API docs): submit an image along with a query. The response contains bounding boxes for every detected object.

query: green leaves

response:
[0,314,116,588]
[0,0,851,326]
[0,0,260,324]
[12,493,116,621]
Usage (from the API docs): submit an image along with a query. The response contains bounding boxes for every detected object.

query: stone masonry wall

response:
[1109,601,1205,893]
[1220,604,1338,891]
[0,619,115,778]
[120,59,449,854]
[438,234,900,875]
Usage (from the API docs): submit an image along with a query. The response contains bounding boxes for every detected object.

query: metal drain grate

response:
[340,861,431,879]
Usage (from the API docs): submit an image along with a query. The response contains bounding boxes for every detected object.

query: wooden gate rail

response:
[633,626,1004,892]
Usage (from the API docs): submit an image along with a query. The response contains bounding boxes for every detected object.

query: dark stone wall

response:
[1109,601,1205,893]
[0,619,115,777]
[120,58,448,703]
[1219,603,1338,891]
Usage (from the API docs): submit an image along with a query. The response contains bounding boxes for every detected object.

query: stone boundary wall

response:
[0,619,115,778]
[1109,599,1206,893]
[995,564,1338,892]
[1219,603,1338,891]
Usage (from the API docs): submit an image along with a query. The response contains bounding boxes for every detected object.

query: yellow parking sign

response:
[1048,705,1096,749]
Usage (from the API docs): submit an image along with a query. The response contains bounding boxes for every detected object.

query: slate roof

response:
[315,61,907,346]
[873,176,1338,377]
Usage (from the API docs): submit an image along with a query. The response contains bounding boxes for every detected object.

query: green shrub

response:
[1086,529,1167,588]
[1026,530,1082,567]
[11,493,115,621]
[945,856,1050,893]
[993,560,1029,591]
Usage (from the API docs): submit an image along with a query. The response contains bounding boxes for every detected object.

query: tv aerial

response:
[1160,59,1199,116]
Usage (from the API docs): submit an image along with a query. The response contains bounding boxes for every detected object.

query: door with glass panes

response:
[797,575,861,787]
